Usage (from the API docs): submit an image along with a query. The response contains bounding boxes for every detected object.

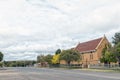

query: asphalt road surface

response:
[0,67,120,80]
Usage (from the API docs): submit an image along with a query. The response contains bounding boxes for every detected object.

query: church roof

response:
[75,37,103,53]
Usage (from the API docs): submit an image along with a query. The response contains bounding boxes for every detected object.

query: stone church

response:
[60,36,110,67]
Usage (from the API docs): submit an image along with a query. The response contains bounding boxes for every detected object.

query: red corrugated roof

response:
[75,37,102,52]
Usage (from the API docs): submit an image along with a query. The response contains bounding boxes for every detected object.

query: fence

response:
[49,64,82,68]
[89,64,120,69]
[36,63,120,69]
[60,64,82,68]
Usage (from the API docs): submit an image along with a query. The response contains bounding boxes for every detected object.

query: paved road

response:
[0,67,120,80]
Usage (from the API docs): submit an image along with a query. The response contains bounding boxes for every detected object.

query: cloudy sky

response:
[0,0,120,61]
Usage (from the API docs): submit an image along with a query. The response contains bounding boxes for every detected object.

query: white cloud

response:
[0,0,120,60]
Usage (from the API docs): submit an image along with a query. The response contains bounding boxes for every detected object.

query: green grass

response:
[78,68,120,73]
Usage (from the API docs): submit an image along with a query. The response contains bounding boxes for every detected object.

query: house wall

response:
[96,37,109,60]
[81,37,109,65]
[60,60,66,64]
[81,52,98,65]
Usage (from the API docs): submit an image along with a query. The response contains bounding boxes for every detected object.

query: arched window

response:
[82,54,84,60]
[90,53,93,60]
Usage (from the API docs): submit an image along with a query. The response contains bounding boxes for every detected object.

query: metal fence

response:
[89,64,120,69]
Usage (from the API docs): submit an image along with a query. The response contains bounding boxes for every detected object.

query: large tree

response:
[60,49,81,65]
[112,32,120,66]
[0,52,3,62]
[44,54,53,65]
[114,42,120,66]
[37,54,53,65]
[52,49,61,64]
[100,45,117,66]
[52,54,60,64]
[112,32,120,45]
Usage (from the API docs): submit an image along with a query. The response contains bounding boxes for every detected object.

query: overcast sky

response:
[0,0,120,61]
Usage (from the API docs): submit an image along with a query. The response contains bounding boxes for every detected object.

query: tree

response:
[112,32,120,45]
[37,54,53,65]
[60,49,81,65]
[0,52,3,62]
[52,54,60,64]
[37,55,45,63]
[55,49,61,55]
[114,42,120,66]
[52,49,61,64]
[44,54,53,65]
[112,32,120,66]
[100,45,117,66]
[100,51,117,64]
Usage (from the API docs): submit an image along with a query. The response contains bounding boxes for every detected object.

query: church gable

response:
[75,37,103,53]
